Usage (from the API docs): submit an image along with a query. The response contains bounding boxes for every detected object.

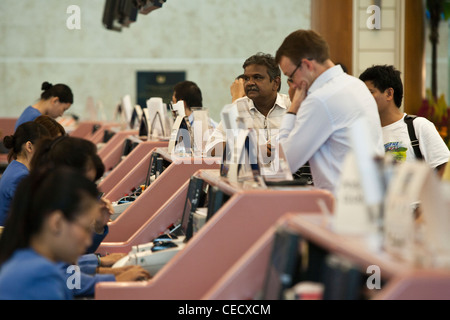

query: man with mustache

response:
[206,52,290,157]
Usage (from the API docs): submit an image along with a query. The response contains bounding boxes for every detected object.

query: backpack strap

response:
[404,115,424,160]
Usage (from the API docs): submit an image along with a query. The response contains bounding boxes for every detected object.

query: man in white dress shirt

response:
[205,53,291,157]
[275,29,384,196]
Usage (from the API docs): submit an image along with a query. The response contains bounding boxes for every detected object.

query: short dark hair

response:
[34,115,66,138]
[173,81,203,110]
[31,136,103,181]
[359,65,404,108]
[275,29,330,65]
[3,122,50,163]
[243,52,281,92]
[40,82,74,104]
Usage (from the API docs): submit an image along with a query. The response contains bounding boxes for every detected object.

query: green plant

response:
[424,0,450,148]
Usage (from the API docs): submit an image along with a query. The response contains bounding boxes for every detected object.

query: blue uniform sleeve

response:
[72,272,116,297]
[15,106,42,130]
[77,254,99,275]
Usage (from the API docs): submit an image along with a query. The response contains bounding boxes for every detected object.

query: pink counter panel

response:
[98,141,168,196]
[0,117,17,137]
[0,118,17,166]
[202,223,277,300]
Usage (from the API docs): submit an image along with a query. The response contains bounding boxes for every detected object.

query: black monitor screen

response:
[175,176,207,240]
[103,130,116,143]
[261,226,301,300]
[122,138,139,157]
[321,254,365,300]
[149,111,166,137]
[206,186,230,222]
[144,152,159,187]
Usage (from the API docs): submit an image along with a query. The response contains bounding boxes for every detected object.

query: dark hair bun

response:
[41,82,53,91]
[3,135,15,149]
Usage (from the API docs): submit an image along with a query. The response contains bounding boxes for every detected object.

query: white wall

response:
[0,0,311,123]
[353,0,405,81]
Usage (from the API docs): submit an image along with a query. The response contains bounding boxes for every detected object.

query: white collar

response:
[308,64,344,95]
[245,93,289,113]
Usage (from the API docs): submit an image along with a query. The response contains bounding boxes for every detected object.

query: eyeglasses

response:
[72,219,95,235]
[287,61,303,83]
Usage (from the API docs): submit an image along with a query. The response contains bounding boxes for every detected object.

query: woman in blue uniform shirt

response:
[15,81,73,130]
[0,122,50,226]
[0,167,99,299]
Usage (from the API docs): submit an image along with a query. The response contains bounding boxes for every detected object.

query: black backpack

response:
[404,115,424,160]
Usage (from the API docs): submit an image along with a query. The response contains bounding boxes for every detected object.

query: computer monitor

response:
[144,152,159,187]
[103,129,116,143]
[121,135,142,157]
[238,132,260,180]
[130,104,143,130]
[205,186,230,222]
[172,176,208,241]
[121,95,134,128]
[147,97,168,138]
[321,254,365,300]
[261,225,302,300]
[168,115,193,155]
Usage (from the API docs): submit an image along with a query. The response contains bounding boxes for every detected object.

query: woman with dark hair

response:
[31,135,102,184]
[34,115,66,138]
[0,167,99,299]
[0,122,50,225]
[29,136,151,297]
[15,81,73,130]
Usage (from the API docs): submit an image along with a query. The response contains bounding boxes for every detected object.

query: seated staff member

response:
[206,52,290,156]
[15,81,73,130]
[0,168,99,300]
[359,64,450,177]
[275,29,384,196]
[0,122,50,226]
[30,136,151,297]
[172,80,218,128]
